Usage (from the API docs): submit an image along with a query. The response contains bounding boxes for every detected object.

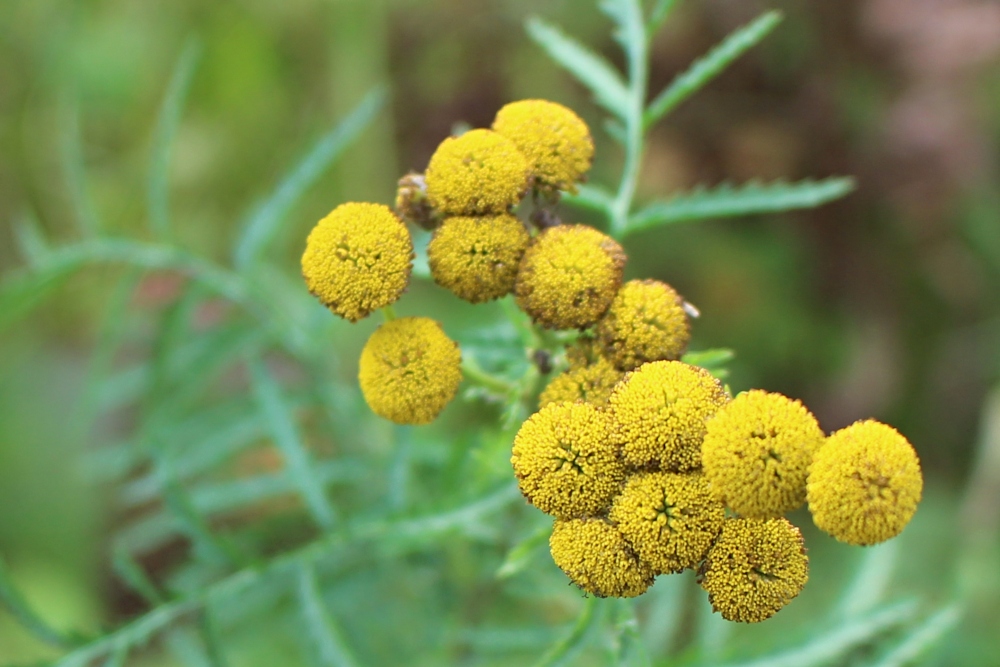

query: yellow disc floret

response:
[492,99,594,193]
[515,224,626,330]
[358,317,462,425]
[597,279,691,371]
[538,356,624,409]
[807,420,922,546]
[549,518,654,598]
[610,471,725,574]
[427,214,530,303]
[301,202,413,322]
[699,517,809,623]
[609,361,729,472]
[425,129,529,216]
[511,402,624,519]
[702,390,825,518]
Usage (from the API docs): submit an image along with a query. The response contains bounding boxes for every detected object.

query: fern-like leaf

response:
[526,17,630,120]
[625,177,855,236]
[644,11,783,128]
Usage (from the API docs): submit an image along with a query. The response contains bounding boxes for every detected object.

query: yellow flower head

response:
[425,129,529,216]
[492,99,594,193]
[610,471,725,575]
[427,214,530,303]
[702,390,826,518]
[609,361,729,472]
[698,517,809,623]
[550,518,654,598]
[301,202,413,322]
[515,224,627,330]
[511,401,625,519]
[807,420,922,546]
[538,356,624,410]
[358,317,462,425]
[597,279,691,371]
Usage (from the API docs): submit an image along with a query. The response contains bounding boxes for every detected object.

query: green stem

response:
[532,595,601,667]
[609,0,650,238]
[381,305,397,322]
[462,357,516,394]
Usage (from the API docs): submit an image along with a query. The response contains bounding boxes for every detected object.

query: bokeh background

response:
[1,0,999,665]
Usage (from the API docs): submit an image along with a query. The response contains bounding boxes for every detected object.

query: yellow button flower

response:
[427,214,530,303]
[597,279,691,371]
[807,420,922,546]
[609,361,729,472]
[515,224,627,330]
[549,518,654,598]
[610,471,725,574]
[301,202,413,322]
[492,99,594,193]
[511,401,624,519]
[702,390,825,518]
[538,356,624,409]
[425,129,529,216]
[358,317,462,425]
[698,517,809,623]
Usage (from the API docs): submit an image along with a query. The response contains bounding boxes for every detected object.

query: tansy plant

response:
[0,1,962,666]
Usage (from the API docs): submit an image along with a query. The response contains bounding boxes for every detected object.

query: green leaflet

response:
[233,86,388,270]
[868,604,962,667]
[531,596,601,667]
[525,17,630,120]
[148,39,202,240]
[644,11,783,128]
[297,563,360,667]
[625,178,856,236]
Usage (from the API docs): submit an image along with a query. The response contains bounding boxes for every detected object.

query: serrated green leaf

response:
[149,38,201,239]
[525,17,630,120]
[644,11,783,128]
[249,358,337,531]
[625,177,855,235]
[561,183,615,214]
[598,0,645,76]
[234,86,387,269]
[717,600,919,667]
[868,604,962,667]
[297,564,360,667]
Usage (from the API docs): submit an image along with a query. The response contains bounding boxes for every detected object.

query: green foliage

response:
[0,2,960,666]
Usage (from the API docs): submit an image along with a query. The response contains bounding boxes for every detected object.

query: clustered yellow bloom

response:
[511,401,624,518]
[515,225,626,330]
[492,99,594,193]
[807,420,923,545]
[301,202,413,322]
[597,279,691,371]
[358,317,462,425]
[699,517,809,623]
[702,390,825,518]
[302,99,924,624]
[427,214,530,303]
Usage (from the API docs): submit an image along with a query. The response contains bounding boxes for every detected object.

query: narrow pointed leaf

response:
[648,0,679,36]
[61,101,101,235]
[234,87,387,269]
[149,38,202,239]
[0,558,86,648]
[526,17,630,120]
[644,11,782,128]
[561,183,615,214]
[625,177,855,235]
[297,563,360,667]
[532,596,601,667]
[13,213,50,265]
[869,604,962,667]
[249,358,337,530]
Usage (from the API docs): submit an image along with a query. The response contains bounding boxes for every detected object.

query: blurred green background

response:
[1,0,999,665]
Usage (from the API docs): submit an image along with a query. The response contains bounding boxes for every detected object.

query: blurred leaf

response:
[101,643,128,667]
[113,547,165,606]
[160,476,245,567]
[233,86,388,269]
[149,38,202,239]
[644,11,783,128]
[60,100,101,235]
[625,178,856,235]
[836,540,899,619]
[610,599,650,667]
[682,348,734,379]
[0,254,84,332]
[717,600,919,667]
[868,604,962,667]
[496,524,550,579]
[13,212,51,265]
[525,17,630,120]
[297,563,360,667]
[598,0,645,76]
[0,558,86,649]
[532,596,600,667]
[249,357,338,531]
[562,183,614,214]
[647,0,679,36]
